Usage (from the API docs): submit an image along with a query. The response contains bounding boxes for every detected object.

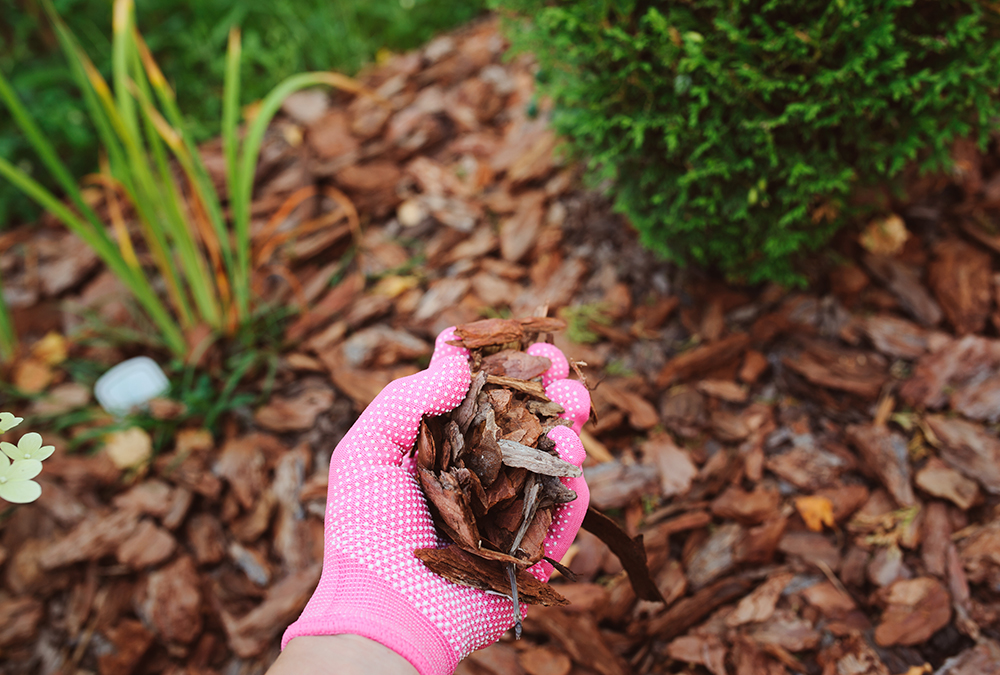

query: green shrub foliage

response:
[493,0,1000,283]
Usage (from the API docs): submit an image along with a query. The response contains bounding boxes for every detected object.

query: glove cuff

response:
[282,555,458,675]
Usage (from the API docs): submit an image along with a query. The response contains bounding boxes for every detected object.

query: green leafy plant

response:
[561,302,612,344]
[113,366,267,455]
[493,0,1000,284]
[0,0,372,359]
[0,411,54,504]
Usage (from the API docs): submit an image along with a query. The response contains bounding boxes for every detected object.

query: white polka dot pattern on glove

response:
[283,328,591,675]
[526,342,569,385]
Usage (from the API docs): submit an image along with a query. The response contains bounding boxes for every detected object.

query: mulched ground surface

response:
[3,15,1000,675]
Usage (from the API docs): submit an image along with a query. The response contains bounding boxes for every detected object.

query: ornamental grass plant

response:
[0,0,486,225]
[0,0,372,360]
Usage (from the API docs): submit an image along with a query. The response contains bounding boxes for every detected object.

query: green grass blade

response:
[109,6,168,237]
[0,66,146,299]
[135,31,235,286]
[204,349,257,429]
[222,28,242,207]
[114,139,197,330]
[0,67,126,262]
[128,52,222,328]
[0,69,99,222]
[0,275,17,361]
[38,1,195,329]
[105,92,196,328]
[134,31,235,312]
[112,0,140,142]
[222,28,247,319]
[234,71,372,318]
[40,0,134,192]
[0,156,187,357]
[107,0,195,328]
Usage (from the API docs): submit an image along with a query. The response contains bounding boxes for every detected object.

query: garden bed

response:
[2,16,1000,675]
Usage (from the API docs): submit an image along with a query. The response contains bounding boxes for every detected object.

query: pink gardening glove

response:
[282,328,591,675]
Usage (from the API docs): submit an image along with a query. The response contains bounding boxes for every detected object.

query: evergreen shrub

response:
[492,0,1000,283]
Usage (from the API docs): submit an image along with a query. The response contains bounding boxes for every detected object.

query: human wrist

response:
[272,635,419,675]
[282,550,462,675]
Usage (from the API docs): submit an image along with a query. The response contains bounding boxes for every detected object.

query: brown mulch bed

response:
[3,15,1000,675]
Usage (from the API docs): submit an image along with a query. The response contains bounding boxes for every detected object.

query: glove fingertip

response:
[426,353,472,414]
[526,343,569,384]
[545,379,590,434]
[430,326,470,366]
[546,424,586,467]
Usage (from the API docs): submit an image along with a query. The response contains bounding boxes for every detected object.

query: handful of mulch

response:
[412,317,664,636]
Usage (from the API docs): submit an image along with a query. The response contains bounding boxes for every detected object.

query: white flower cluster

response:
[0,412,54,504]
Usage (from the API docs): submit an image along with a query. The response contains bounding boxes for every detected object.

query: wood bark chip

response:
[641,574,755,639]
[498,439,583,477]
[926,414,1000,495]
[783,339,888,400]
[874,577,952,646]
[412,316,660,634]
[863,314,930,359]
[481,349,554,380]
[864,254,943,326]
[414,546,569,606]
[657,333,750,387]
[416,420,437,473]
[581,508,664,602]
[449,316,565,349]
[417,467,481,551]
[845,423,916,507]
[486,374,549,399]
[928,238,993,335]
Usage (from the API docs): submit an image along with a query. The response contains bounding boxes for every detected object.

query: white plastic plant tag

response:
[94,356,170,417]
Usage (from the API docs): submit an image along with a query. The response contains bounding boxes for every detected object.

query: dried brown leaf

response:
[795,495,836,532]
[859,214,909,256]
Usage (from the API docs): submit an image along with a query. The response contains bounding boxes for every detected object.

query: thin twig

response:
[509,474,541,555]
[506,562,521,639]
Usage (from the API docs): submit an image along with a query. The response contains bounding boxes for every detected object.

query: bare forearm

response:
[269,635,420,675]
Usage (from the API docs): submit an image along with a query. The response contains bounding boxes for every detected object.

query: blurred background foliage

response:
[0,0,486,226]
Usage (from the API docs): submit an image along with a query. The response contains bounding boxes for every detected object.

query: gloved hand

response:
[282,328,591,675]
